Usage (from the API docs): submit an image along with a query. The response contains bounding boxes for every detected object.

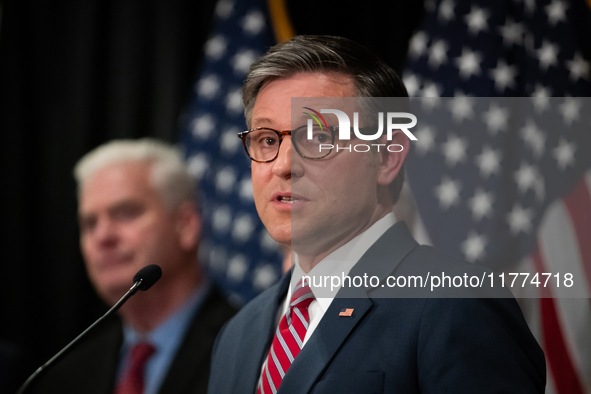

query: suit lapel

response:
[278,296,372,394]
[76,317,122,394]
[278,221,418,393]
[348,221,419,284]
[240,271,292,394]
[158,286,236,394]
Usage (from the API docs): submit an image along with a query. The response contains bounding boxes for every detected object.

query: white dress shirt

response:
[281,212,396,347]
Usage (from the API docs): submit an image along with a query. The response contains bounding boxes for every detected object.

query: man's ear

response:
[377,130,409,186]
[175,202,201,251]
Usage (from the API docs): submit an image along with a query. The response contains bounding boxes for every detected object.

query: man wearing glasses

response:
[208,35,545,394]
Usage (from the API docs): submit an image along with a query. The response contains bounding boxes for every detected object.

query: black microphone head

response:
[133,265,162,291]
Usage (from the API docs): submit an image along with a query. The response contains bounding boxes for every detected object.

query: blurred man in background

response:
[30,139,236,394]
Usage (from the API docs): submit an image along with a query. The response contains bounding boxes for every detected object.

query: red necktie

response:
[114,342,155,394]
[258,279,315,394]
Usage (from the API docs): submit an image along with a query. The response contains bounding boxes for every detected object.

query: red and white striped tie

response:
[257,279,315,394]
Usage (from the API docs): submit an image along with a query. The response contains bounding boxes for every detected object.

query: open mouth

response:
[277,195,299,204]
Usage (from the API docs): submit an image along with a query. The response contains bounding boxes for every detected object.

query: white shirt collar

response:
[286,212,396,314]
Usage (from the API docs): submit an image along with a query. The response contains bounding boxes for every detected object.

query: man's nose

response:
[272,136,303,178]
[93,218,119,248]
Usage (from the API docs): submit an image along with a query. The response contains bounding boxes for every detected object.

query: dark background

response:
[0,0,423,390]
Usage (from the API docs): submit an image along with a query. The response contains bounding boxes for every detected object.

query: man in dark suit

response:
[207,35,546,393]
[30,139,236,394]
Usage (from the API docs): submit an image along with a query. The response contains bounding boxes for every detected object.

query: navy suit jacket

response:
[29,286,236,394]
[208,222,545,394]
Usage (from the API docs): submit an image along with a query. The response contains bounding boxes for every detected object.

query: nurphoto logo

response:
[303,107,417,153]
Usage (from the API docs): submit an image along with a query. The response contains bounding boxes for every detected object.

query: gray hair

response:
[74,138,196,210]
[242,35,408,203]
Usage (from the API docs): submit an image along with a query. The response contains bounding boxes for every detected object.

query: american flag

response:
[178,0,283,306]
[404,0,591,392]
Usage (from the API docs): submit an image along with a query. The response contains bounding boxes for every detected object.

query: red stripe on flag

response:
[562,177,591,292]
[532,248,585,394]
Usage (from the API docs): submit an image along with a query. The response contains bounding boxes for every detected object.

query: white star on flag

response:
[215,0,233,19]
[428,39,449,69]
[414,125,436,155]
[559,97,581,125]
[461,230,488,262]
[553,138,577,170]
[441,134,468,167]
[191,114,216,140]
[241,11,265,35]
[227,254,248,282]
[537,40,559,70]
[438,0,455,22]
[468,187,495,221]
[455,47,482,80]
[449,94,475,122]
[220,128,242,155]
[434,176,462,210]
[213,205,232,233]
[409,32,428,59]
[422,81,443,98]
[402,73,421,96]
[253,264,279,291]
[215,167,237,195]
[566,52,590,81]
[205,35,228,60]
[545,0,567,26]
[482,102,509,134]
[186,153,209,180]
[232,50,258,75]
[520,120,546,158]
[507,204,534,234]
[498,19,524,47]
[475,145,502,178]
[212,206,232,234]
[232,214,254,243]
[532,85,551,112]
[197,74,221,99]
[490,60,518,92]
[239,177,254,201]
[464,6,490,35]
[225,88,244,114]
[514,162,539,195]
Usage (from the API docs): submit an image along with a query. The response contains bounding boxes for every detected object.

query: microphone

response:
[16,264,162,394]
[133,264,162,291]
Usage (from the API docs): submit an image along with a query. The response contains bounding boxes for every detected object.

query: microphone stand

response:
[16,279,144,394]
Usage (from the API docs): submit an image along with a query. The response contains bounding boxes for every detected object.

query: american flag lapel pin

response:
[339,308,354,317]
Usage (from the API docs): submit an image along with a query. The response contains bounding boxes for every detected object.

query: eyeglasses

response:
[238,125,338,163]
